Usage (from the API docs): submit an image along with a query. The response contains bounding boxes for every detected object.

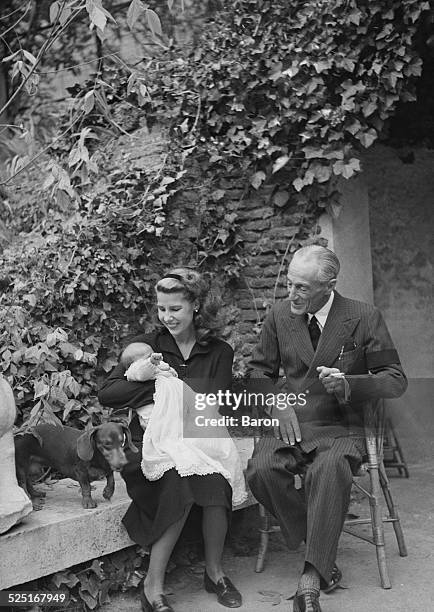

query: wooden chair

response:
[383,417,410,478]
[255,400,408,589]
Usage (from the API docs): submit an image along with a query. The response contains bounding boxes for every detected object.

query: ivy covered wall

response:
[1,0,431,430]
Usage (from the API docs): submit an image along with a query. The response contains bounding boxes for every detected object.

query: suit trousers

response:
[246,434,364,584]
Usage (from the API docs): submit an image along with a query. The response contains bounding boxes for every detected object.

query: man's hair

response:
[292,245,340,283]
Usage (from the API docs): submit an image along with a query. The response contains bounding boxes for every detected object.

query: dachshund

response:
[14,422,138,509]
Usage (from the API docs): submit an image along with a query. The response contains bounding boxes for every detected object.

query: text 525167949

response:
[0,591,69,606]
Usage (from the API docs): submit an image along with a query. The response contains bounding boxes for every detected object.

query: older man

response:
[246,245,407,612]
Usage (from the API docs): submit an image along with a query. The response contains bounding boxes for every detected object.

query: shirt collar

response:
[308,291,335,330]
[158,327,213,357]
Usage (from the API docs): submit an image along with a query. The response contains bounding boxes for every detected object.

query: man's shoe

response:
[204,571,242,608]
[140,591,174,612]
[323,564,342,594]
[293,590,322,612]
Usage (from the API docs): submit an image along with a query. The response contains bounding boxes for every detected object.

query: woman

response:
[98,268,243,612]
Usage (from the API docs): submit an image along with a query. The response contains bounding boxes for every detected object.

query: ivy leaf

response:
[362,101,377,118]
[83,90,95,114]
[22,50,37,66]
[127,0,144,30]
[272,155,290,174]
[78,589,98,610]
[211,189,225,201]
[86,0,115,35]
[52,571,79,589]
[332,158,360,179]
[23,293,37,307]
[49,1,72,25]
[250,171,266,190]
[302,146,322,160]
[145,8,163,38]
[49,1,61,23]
[313,59,331,73]
[86,0,107,31]
[348,9,361,26]
[312,164,332,183]
[357,128,377,148]
[217,228,229,243]
[34,380,50,399]
[292,177,305,192]
[273,190,289,207]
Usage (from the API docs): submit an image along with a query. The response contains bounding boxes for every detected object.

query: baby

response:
[120,343,248,506]
[120,342,177,430]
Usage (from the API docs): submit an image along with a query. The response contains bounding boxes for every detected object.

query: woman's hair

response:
[155,267,222,343]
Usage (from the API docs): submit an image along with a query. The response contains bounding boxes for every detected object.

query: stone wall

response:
[363,144,434,462]
[363,145,433,378]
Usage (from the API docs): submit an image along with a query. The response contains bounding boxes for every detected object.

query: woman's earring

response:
[194,308,199,313]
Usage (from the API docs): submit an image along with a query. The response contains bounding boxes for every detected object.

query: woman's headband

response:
[160,273,184,283]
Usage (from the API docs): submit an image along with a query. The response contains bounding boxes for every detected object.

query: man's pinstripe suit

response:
[246,291,407,584]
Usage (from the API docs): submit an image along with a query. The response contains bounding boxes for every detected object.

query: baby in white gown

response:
[121,342,247,506]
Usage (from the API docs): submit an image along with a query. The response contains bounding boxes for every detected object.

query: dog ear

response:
[122,424,138,453]
[77,428,96,461]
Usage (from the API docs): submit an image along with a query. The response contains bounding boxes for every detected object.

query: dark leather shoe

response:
[204,571,242,608]
[140,591,174,612]
[293,590,322,612]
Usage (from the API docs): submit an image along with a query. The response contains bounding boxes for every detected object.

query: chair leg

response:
[368,464,392,589]
[379,463,408,557]
[388,419,410,478]
[255,503,270,572]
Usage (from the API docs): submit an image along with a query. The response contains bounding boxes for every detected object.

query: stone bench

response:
[0,438,255,590]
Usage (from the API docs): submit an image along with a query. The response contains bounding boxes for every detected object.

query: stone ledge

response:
[0,438,255,590]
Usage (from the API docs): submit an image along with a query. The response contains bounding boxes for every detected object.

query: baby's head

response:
[120,342,153,369]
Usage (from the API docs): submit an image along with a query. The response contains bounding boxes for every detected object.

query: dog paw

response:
[82,498,97,509]
[103,487,114,500]
[29,488,46,498]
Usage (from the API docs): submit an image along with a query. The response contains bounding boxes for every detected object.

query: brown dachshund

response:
[14,422,138,509]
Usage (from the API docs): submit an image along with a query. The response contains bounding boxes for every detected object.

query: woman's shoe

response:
[140,590,174,612]
[204,571,242,608]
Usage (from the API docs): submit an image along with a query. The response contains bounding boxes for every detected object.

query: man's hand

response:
[317,366,346,398]
[274,402,302,446]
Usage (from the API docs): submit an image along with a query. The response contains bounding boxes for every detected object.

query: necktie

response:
[308,315,321,351]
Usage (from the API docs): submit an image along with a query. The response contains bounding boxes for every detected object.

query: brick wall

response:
[230,188,314,362]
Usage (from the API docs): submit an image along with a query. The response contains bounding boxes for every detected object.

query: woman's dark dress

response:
[98,328,234,547]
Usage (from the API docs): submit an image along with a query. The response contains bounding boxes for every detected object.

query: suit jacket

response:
[248,292,407,453]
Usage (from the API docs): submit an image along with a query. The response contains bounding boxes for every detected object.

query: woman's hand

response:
[125,357,158,382]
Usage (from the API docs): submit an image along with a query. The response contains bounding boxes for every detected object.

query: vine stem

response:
[0,111,85,186]
[272,213,305,303]
[0,1,32,39]
[0,1,82,120]
[245,279,261,326]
